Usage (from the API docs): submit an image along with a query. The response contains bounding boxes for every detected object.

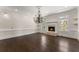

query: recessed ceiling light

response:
[64,6,69,8]
[14,9,18,12]
[3,13,10,19]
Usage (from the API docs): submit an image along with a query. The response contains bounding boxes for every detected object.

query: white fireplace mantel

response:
[38,22,58,36]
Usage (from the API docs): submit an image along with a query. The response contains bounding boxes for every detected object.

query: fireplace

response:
[48,26,55,32]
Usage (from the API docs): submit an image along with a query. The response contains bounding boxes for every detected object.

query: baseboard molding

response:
[1,32,37,40]
[40,31,78,40]
[57,36,78,40]
[58,31,78,40]
[0,28,37,40]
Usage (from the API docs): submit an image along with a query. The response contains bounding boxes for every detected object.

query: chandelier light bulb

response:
[34,6,45,24]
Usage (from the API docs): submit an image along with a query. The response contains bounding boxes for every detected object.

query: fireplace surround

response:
[39,22,58,36]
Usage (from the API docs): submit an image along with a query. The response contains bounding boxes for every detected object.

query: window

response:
[60,19,68,31]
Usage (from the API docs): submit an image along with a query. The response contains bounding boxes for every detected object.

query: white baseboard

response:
[58,31,78,39]
[0,28,37,40]
[77,32,79,40]
[40,31,78,39]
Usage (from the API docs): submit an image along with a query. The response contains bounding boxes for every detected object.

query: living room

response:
[0,6,78,52]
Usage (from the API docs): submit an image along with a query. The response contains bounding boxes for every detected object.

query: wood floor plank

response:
[0,33,79,52]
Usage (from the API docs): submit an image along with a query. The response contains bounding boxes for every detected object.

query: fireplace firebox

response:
[48,26,55,31]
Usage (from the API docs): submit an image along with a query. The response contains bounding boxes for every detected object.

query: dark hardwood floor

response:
[0,33,79,52]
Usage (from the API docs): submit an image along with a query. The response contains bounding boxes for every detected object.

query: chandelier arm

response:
[34,6,45,24]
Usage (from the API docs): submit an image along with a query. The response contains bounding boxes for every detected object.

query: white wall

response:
[0,6,37,40]
[78,7,79,40]
[0,7,78,40]
[38,13,58,33]
[57,8,78,39]
[40,8,78,39]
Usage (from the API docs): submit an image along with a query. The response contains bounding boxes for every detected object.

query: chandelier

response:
[34,6,45,24]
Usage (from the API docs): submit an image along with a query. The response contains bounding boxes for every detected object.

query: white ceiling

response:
[40,6,76,16]
[0,6,76,17]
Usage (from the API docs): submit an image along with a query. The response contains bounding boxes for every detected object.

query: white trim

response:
[77,32,79,40]
[0,32,37,40]
[0,28,36,31]
[0,28,37,40]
